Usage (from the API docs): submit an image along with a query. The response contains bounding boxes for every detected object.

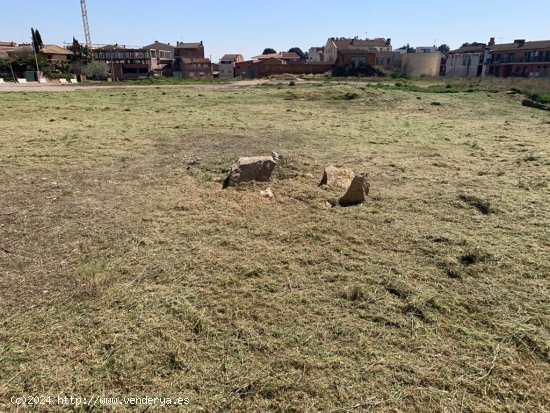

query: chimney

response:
[200,41,203,46]
[514,39,526,47]
[488,37,495,46]
[386,38,391,46]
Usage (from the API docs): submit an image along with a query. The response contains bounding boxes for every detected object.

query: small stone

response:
[260,188,274,198]
[319,166,355,189]
[223,156,277,188]
[339,173,370,206]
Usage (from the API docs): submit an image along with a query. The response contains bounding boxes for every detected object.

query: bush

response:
[83,61,110,80]
[332,64,385,78]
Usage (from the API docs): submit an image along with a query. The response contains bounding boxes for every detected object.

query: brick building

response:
[235,58,331,78]
[484,39,550,78]
[172,41,212,79]
[175,42,204,59]
[143,41,175,76]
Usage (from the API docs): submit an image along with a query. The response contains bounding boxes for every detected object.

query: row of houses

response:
[309,37,550,78]
[446,38,550,78]
[2,36,549,80]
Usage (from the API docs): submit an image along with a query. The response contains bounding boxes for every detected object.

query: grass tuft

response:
[459,193,496,214]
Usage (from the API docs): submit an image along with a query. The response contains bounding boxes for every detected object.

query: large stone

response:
[521,99,550,111]
[339,173,370,206]
[319,166,355,189]
[223,156,277,188]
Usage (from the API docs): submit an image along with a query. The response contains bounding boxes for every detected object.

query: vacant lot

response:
[1,80,549,412]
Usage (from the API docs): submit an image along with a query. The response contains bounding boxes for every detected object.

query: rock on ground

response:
[339,173,370,206]
[319,166,355,189]
[521,99,550,111]
[260,188,274,198]
[223,156,277,188]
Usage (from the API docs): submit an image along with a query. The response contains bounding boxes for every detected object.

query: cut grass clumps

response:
[341,92,359,100]
[459,193,496,214]
[459,247,490,266]
[1,80,549,412]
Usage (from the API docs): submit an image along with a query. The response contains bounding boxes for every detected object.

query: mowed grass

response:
[0,81,549,412]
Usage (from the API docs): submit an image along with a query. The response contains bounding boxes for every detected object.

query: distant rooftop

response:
[252,52,300,61]
[331,38,390,50]
[220,54,243,61]
[490,39,550,52]
[143,41,174,51]
[176,41,203,49]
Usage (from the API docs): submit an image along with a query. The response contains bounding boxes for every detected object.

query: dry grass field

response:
[0,79,549,412]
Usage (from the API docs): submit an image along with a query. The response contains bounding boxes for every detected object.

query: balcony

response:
[489,55,550,65]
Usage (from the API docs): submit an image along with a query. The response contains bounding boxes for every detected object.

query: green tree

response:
[68,37,90,63]
[35,30,44,49]
[461,42,484,48]
[288,47,306,60]
[31,28,43,53]
[399,44,415,53]
[262,48,276,55]
[437,44,450,54]
[83,60,109,80]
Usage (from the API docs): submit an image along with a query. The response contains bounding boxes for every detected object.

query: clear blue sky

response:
[2,0,550,61]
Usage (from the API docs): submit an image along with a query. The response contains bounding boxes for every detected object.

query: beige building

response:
[446,44,485,77]
[401,52,442,77]
[219,54,244,78]
[308,47,324,62]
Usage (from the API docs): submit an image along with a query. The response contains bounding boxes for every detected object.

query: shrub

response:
[83,61,110,80]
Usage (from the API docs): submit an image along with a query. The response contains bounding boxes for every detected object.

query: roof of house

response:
[41,45,73,55]
[143,41,174,51]
[0,41,16,48]
[253,52,300,61]
[176,42,203,49]
[97,44,128,50]
[220,54,243,61]
[489,40,550,52]
[7,44,72,56]
[332,38,389,50]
